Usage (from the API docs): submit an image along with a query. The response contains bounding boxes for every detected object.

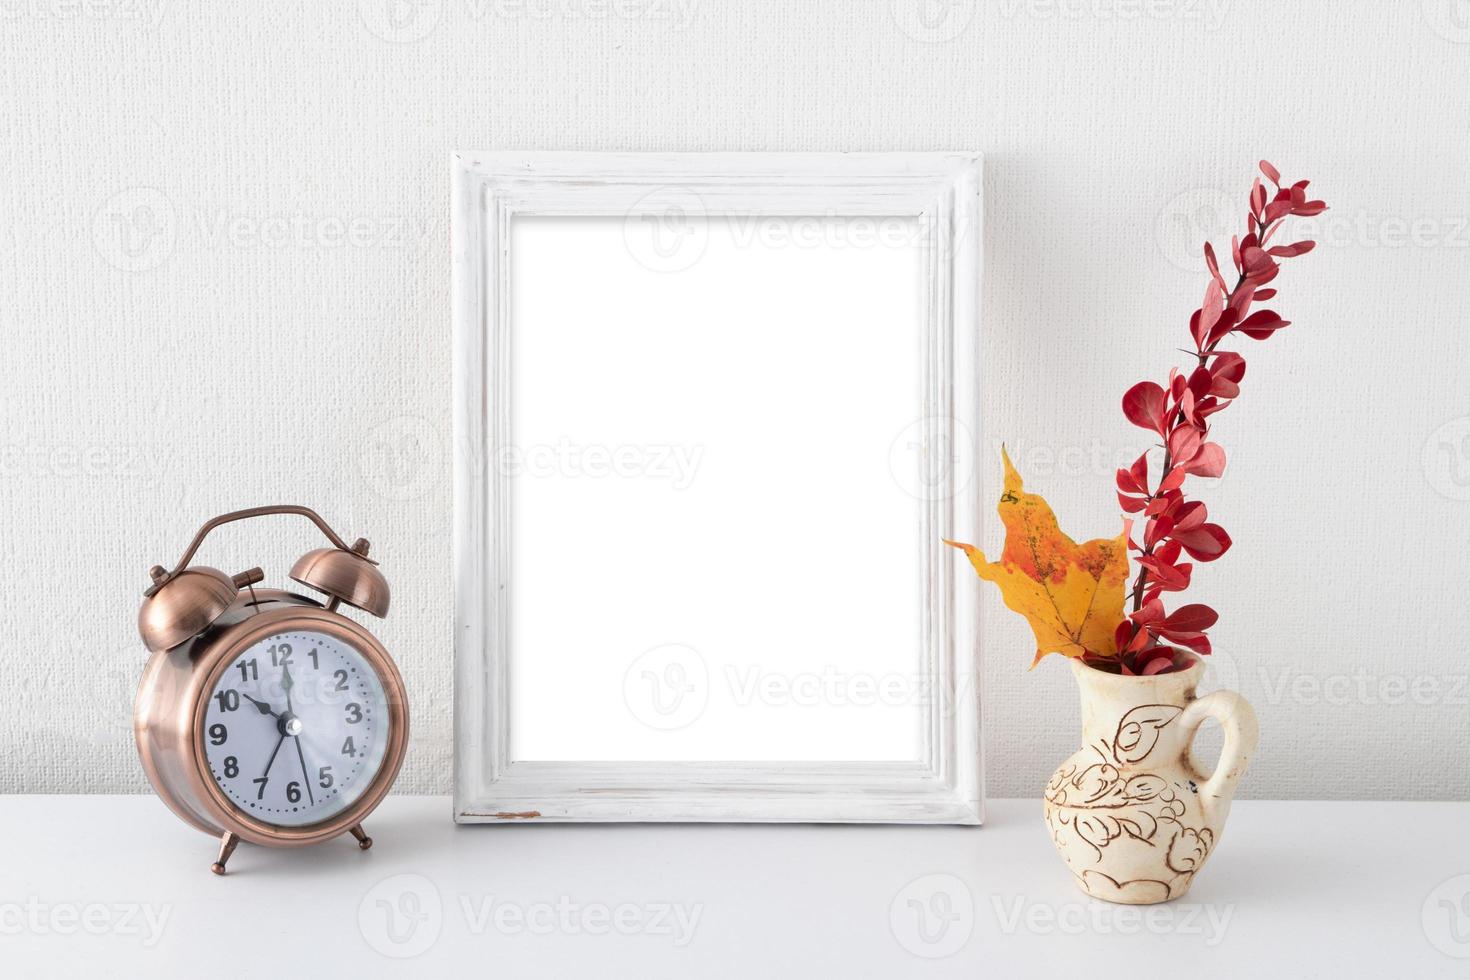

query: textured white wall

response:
[3,1,1468,801]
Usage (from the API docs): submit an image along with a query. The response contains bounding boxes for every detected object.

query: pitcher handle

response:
[1179,690,1259,823]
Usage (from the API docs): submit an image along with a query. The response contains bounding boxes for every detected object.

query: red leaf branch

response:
[1102,161,1327,676]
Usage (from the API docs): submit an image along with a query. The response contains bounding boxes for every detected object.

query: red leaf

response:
[1186,365,1213,401]
[1208,351,1246,398]
[1269,241,1316,258]
[1206,306,1239,347]
[1170,370,1187,403]
[1259,159,1281,185]
[1157,466,1187,493]
[1183,442,1226,477]
[1168,632,1213,656]
[1123,381,1169,435]
[1196,279,1224,349]
[1136,556,1191,592]
[1141,654,1176,675]
[1228,283,1256,319]
[1178,388,1198,427]
[1210,350,1246,375]
[1203,242,1226,290]
[1160,603,1219,632]
[1126,624,1153,652]
[1238,309,1290,340]
[1145,514,1175,549]
[1195,398,1228,419]
[1132,554,1164,576]
[1130,598,1164,625]
[1254,288,1276,300]
[1242,246,1274,273]
[1167,425,1202,463]
[1118,490,1147,513]
[1174,523,1232,561]
[1204,276,1224,311]
[1172,500,1207,532]
[1129,451,1149,490]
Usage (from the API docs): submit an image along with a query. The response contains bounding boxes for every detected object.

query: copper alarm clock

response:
[134,505,409,875]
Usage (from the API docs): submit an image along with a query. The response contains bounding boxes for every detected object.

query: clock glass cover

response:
[201,630,391,827]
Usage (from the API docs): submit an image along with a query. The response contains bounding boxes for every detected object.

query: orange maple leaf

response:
[946,449,1129,668]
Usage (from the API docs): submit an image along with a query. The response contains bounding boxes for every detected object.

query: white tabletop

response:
[1,795,1465,978]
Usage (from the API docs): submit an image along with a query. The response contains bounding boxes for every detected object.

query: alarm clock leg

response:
[210,832,240,876]
[349,824,373,850]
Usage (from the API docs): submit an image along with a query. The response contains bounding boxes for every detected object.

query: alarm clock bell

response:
[139,565,265,654]
[289,539,390,617]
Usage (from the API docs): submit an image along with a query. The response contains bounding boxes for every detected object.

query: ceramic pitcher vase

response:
[1044,657,1259,905]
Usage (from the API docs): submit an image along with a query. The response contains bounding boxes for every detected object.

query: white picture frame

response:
[453,151,984,823]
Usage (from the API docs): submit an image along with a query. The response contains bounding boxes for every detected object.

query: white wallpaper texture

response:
[3,1,1468,800]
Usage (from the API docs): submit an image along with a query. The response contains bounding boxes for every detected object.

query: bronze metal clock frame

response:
[133,506,409,875]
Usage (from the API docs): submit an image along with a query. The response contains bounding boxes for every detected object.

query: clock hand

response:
[243,694,280,718]
[281,664,296,715]
[278,663,314,805]
[261,733,286,781]
[293,735,316,807]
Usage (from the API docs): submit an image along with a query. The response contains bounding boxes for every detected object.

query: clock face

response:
[201,629,391,828]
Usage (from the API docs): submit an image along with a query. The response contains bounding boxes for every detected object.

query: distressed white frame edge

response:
[453,151,984,824]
